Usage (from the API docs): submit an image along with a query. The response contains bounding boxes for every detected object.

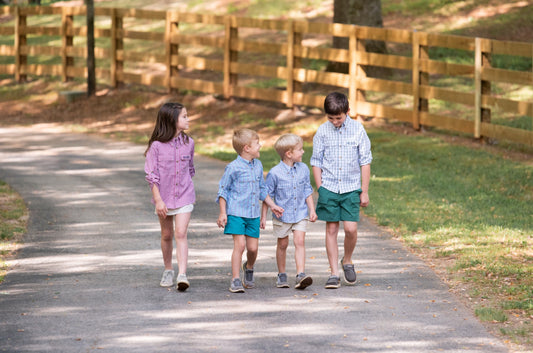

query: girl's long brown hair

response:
[144,102,190,156]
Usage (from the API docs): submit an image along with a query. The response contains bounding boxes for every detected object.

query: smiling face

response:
[327,112,347,128]
[175,108,189,135]
[287,142,304,163]
[247,138,261,159]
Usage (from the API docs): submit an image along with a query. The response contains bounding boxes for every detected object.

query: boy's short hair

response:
[324,92,349,115]
[232,128,259,155]
[274,133,303,158]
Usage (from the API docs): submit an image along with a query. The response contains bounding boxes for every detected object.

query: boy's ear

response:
[346,107,350,116]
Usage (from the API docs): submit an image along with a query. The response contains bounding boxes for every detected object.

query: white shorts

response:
[272,218,308,239]
[155,204,194,216]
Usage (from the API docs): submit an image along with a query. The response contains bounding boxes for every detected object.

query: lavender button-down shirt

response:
[145,136,195,209]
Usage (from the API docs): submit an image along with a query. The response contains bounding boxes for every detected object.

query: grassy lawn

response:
[0,180,28,283]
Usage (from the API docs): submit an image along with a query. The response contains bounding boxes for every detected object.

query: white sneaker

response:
[176,273,190,292]
[160,270,174,287]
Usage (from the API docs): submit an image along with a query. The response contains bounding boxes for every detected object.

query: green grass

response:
[0,180,27,283]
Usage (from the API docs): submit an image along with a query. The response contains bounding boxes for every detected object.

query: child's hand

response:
[360,191,369,207]
[260,217,266,230]
[217,213,227,228]
[271,205,284,219]
[309,210,318,222]
[155,200,168,218]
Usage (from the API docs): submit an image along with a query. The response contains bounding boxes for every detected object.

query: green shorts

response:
[316,187,361,222]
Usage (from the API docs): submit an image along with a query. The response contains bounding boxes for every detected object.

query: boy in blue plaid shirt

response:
[261,134,317,290]
[217,128,283,293]
[310,92,372,289]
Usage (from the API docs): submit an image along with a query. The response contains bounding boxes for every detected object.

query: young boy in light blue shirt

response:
[217,128,283,293]
[261,134,317,290]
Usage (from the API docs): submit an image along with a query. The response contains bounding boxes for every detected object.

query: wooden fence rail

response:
[0,5,532,146]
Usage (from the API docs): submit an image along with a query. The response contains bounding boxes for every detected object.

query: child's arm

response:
[263,195,283,219]
[305,194,317,222]
[217,197,228,228]
[260,202,269,229]
[312,166,322,189]
[360,164,371,207]
[151,184,168,218]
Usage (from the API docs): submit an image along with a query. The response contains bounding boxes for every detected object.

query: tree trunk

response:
[328,0,387,77]
[86,0,96,96]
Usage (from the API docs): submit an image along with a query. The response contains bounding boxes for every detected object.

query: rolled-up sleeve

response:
[144,143,160,189]
[216,165,233,203]
[310,131,324,168]
[358,129,373,166]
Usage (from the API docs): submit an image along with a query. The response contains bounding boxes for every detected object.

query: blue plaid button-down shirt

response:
[265,161,314,223]
[310,116,372,194]
[216,155,267,218]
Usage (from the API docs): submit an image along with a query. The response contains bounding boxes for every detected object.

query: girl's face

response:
[176,108,189,135]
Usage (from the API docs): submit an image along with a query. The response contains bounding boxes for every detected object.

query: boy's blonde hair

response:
[274,133,303,159]
[232,128,259,155]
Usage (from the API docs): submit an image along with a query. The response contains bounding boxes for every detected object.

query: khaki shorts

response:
[272,218,308,238]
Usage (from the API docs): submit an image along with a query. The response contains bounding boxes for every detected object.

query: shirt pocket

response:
[179,155,192,172]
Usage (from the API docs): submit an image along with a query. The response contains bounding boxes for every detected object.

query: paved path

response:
[0,127,508,353]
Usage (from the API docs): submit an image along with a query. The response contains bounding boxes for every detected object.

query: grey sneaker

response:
[276,273,290,288]
[176,273,190,292]
[229,278,245,293]
[159,269,174,287]
[242,261,255,289]
[341,259,357,285]
[295,272,313,290]
[325,275,341,289]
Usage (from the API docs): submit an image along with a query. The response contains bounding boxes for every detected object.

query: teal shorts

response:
[316,187,361,222]
[224,215,260,238]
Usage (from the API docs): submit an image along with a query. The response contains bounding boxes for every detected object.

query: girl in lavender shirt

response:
[145,103,195,291]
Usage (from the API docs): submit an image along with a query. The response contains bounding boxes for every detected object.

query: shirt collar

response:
[279,160,296,172]
[237,155,254,165]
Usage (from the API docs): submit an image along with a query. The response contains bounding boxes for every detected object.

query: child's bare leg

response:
[159,216,174,270]
[245,236,259,268]
[293,230,306,274]
[325,221,340,276]
[276,236,289,273]
[174,212,191,275]
[231,234,246,278]
[342,221,358,264]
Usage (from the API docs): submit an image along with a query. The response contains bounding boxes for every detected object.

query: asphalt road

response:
[0,127,509,353]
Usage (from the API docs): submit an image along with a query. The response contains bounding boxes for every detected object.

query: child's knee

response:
[277,237,289,250]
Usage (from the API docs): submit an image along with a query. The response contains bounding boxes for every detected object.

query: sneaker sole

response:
[229,287,245,293]
[276,283,290,288]
[176,281,189,292]
[242,282,255,289]
[295,276,313,290]
[160,282,173,287]
[325,283,340,289]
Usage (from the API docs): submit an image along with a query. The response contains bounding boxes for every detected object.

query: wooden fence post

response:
[286,20,294,107]
[61,8,74,82]
[14,6,27,82]
[474,37,492,140]
[350,27,367,119]
[412,31,429,130]
[224,16,238,99]
[348,27,358,116]
[165,10,179,93]
[110,8,123,88]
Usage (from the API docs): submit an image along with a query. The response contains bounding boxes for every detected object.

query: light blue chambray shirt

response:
[265,161,314,224]
[310,116,372,194]
[216,155,267,218]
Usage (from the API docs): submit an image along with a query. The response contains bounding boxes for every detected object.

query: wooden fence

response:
[0,5,532,146]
